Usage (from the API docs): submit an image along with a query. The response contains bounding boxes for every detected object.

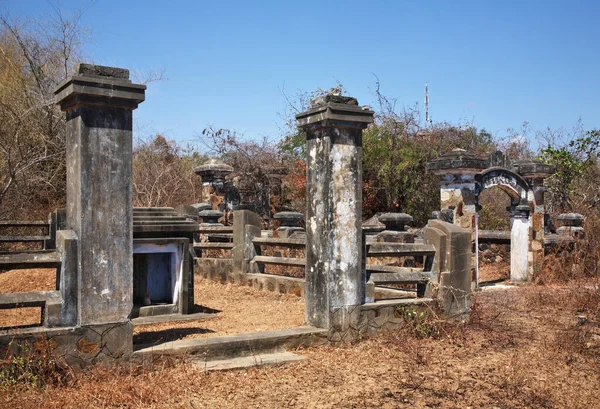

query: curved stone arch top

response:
[474,167,532,208]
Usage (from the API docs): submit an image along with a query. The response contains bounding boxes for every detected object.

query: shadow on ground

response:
[134,327,216,345]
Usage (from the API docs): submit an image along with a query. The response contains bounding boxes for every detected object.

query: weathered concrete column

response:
[512,159,554,279]
[427,149,487,230]
[510,205,531,282]
[55,64,145,326]
[296,95,373,342]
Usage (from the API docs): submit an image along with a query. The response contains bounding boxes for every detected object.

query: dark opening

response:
[133,253,173,305]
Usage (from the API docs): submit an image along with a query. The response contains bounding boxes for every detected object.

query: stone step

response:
[252,256,306,267]
[133,219,197,225]
[133,208,178,217]
[0,250,61,269]
[133,326,327,361]
[134,207,177,212]
[198,226,234,233]
[477,230,510,243]
[133,216,188,221]
[193,351,306,372]
[133,224,199,234]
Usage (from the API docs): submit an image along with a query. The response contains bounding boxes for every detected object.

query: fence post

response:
[232,210,262,274]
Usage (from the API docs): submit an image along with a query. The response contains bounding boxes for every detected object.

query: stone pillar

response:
[426,220,471,320]
[273,211,304,239]
[296,95,373,342]
[55,64,145,326]
[427,149,487,230]
[194,159,234,211]
[428,149,487,287]
[510,206,531,282]
[512,160,554,280]
[557,213,585,238]
[376,212,414,243]
[232,209,262,274]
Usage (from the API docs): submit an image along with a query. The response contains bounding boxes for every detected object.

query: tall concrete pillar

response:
[512,160,554,280]
[296,95,373,342]
[55,64,145,326]
[510,206,531,282]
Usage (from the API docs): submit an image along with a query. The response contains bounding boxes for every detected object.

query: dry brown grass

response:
[134,277,305,345]
[1,272,600,408]
[0,268,56,328]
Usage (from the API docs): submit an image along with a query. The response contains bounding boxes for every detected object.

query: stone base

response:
[0,321,133,368]
[327,299,433,343]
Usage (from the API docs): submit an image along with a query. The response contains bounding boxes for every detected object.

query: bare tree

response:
[132,135,205,208]
[0,5,88,219]
[199,127,290,216]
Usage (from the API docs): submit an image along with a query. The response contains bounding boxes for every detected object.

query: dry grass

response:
[134,277,305,345]
[0,268,56,294]
[0,268,55,329]
[1,271,600,408]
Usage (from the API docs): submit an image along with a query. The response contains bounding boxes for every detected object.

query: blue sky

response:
[4,0,600,147]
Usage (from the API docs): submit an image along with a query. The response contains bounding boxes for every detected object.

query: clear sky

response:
[3,0,600,146]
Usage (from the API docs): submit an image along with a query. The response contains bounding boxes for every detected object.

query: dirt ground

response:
[1,272,600,408]
[0,268,55,328]
[0,270,305,341]
[478,262,510,283]
[134,278,305,344]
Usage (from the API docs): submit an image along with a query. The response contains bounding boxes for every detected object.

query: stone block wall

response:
[195,258,305,297]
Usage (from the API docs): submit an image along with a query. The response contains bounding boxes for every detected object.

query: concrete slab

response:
[194,351,306,372]
[133,326,327,361]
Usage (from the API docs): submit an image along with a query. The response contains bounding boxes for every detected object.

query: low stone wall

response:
[0,321,132,368]
[195,258,305,297]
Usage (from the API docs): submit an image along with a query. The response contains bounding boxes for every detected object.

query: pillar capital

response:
[427,148,487,177]
[55,63,146,112]
[296,95,374,132]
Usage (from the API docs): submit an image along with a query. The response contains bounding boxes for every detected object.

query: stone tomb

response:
[132,207,198,316]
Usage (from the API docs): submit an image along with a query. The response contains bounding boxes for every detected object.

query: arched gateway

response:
[427,149,554,283]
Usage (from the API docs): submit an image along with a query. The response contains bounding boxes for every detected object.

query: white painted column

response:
[510,211,531,282]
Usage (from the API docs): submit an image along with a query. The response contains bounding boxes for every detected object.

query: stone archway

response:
[474,167,533,282]
[427,149,555,284]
